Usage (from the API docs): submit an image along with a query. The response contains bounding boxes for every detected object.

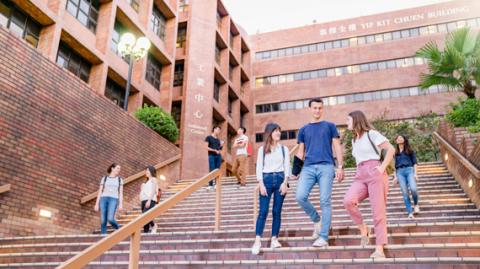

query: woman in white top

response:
[94,163,124,235]
[251,123,291,255]
[140,165,159,234]
[343,111,395,258]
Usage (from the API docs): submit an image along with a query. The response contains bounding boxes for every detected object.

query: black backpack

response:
[101,176,121,194]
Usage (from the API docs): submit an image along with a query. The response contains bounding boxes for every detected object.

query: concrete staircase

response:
[1,162,480,268]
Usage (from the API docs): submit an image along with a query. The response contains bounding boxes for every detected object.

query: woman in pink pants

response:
[343,111,395,258]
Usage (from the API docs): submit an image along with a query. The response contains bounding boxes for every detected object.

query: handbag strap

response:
[366,131,381,160]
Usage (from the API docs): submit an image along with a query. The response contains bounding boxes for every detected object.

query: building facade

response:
[0,0,178,113]
[250,0,480,153]
[172,0,253,179]
[2,0,479,179]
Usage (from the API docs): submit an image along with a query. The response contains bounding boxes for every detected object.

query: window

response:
[145,54,162,90]
[215,45,221,64]
[0,1,41,48]
[174,61,184,87]
[368,62,378,71]
[256,133,263,143]
[56,42,91,82]
[151,6,166,40]
[317,43,325,51]
[366,35,375,44]
[176,25,186,48]
[301,45,309,53]
[105,79,126,107]
[374,34,383,43]
[127,0,139,12]
[325,41,333,50]
[333,40,341,48]
[66,0,99,32]
[392,31,401,40]
[359,64,369,72]
[341,39,349,47]
[111,20,128,60]
[383,32,393,41]
[308,44,317,52]
[410,28,420,37]
[401,29,410,38]
[171,101,182,129]
[179,0,189,11]
[447,22,457,31]
[213,80,220,102]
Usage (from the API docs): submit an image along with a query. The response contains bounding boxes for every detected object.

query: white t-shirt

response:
[100,176,123,199]
[235,135,249,156]
[352,130,388,164]
[256,144,291,180]
[140,178,157,202]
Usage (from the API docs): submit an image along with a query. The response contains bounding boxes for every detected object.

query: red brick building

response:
[250,0,480,152]
[1,0,478,179]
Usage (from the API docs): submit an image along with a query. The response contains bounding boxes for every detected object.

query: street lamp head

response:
[120,33,136,48]
[117,41,128,56]
[134,37,151,58]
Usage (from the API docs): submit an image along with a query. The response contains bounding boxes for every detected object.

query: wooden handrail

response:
[253,144,300,225]
[433,132,480,178]
[0,184,11,194]
[80,155,181,204]
[58,167,222,269]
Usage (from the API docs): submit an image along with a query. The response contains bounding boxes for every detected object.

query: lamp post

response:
[117,33,151,111]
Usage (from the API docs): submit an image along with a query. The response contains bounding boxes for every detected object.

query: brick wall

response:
[0,28,180,237]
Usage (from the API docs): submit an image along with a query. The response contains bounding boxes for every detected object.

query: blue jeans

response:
[255,172,286,237]
[295,164,335,240]
[208,154,222,186]
[396,166,418,214]
[99,196,120,234]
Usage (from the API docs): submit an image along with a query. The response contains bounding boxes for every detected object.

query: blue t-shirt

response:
[298,121,340,166]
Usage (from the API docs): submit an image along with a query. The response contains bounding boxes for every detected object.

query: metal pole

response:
[123,55,134,111]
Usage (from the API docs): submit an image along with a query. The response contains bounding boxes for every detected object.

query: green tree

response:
[415,27,480,99]
[134,105,179,143]
[341,112,440,168]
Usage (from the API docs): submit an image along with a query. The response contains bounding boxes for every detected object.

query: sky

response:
[222,0,453,34]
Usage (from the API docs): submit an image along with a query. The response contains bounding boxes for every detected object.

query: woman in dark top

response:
[393,135,419,218]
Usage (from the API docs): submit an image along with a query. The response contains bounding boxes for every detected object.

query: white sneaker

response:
[150,224,157,234]
[270,239,282,249]
[312,221,321,239]
[251,241,261,255]
[408,213,415,219]
[414,205,420,214]
[312,237,328,248]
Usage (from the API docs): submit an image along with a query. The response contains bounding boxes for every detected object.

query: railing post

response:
[129,231,142,269]
[214,171,221,231]
[253,185,259,226]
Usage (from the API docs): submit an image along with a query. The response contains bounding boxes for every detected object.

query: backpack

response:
[247,142,253,156]
[101,176,121,194]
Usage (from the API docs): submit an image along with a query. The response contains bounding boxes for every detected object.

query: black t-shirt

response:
[205,135,222,155]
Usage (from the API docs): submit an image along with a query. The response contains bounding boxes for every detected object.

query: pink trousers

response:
[343,160,389,245]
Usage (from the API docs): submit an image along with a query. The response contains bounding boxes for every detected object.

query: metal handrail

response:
[80,155,181,204]
[58,167,223,269]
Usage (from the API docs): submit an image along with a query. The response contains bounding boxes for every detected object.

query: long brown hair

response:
[348,110,374,141]
[395,135,414,155]
[263,123,281,155]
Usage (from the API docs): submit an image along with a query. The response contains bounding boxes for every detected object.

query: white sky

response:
[222,0,453,34]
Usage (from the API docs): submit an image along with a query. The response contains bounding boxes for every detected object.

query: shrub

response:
[134,105,179,143]
[342,112,440,168]
[445,98,480,131]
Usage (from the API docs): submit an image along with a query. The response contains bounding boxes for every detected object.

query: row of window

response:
[255,56,426,87]
[255,130,297,143]
[255,84,451,114]
[66,0,167,43]
[56,38,163,91]
[0,0,41,48]
[255,17,480,61]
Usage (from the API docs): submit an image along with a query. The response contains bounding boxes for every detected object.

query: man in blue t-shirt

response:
[294,98,344,247]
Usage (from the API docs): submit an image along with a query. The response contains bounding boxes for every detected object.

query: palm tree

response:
[416,27,480,99]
